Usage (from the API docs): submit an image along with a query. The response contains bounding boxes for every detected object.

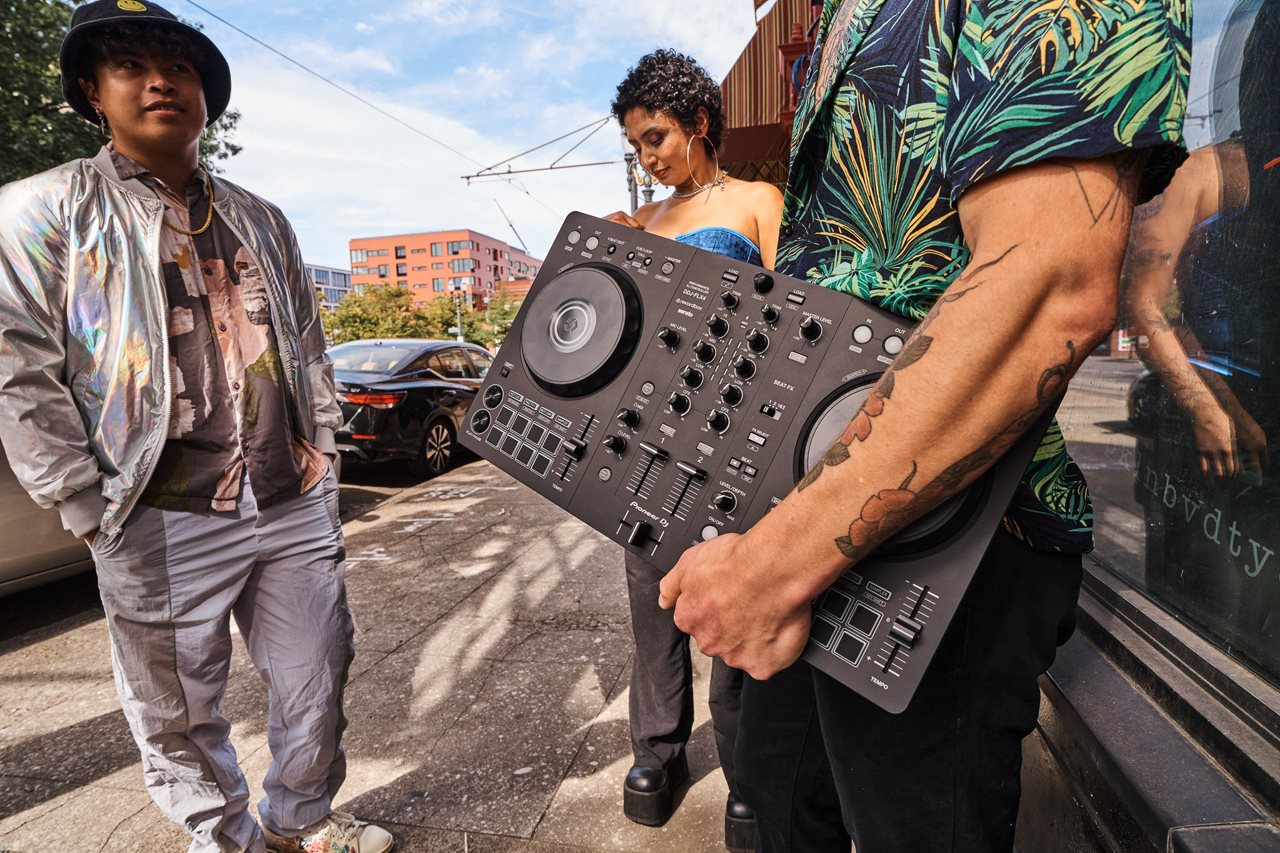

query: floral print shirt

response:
[778,0,1192,552]
[111,150,328,512]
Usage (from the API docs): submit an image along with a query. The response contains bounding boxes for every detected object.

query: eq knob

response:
[657,326,681,349]
[706,314,729,338]
[732,355,756,380]
[719,383,744,407]
[761,303,780,325]
[617,408,641,428]
[602,434,628,454]
[746,329,770,354]
[693,340,717,363]
[721,291,740,310]
[799,316,823,342]
[707,409,731,434]
[753,272,774,294]
[713,491,738,513]
[680,366,704,389]
[668,391,692,415]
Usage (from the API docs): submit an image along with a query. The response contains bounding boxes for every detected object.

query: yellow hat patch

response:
[117,0,148,11]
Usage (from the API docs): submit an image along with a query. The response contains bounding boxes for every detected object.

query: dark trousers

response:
[625,551,745,792]
[736,529,1083,852]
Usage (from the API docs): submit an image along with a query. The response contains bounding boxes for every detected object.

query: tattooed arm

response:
[658,154,1144,678]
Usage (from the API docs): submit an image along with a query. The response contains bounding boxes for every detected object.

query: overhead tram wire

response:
[177,0,555,211]
[462,117,623,183]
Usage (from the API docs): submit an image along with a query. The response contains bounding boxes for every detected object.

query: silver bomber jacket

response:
[0,147,342,539]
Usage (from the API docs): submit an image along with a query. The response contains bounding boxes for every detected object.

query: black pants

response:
[736,529,1083,852]
[625,551,744,792]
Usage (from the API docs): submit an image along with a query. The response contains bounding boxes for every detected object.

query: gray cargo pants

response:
[90,469,354,853]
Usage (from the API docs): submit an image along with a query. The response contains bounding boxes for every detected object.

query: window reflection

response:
[1064,0,1280,685]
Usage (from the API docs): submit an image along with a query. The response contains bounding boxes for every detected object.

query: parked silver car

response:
[0,445,93,596]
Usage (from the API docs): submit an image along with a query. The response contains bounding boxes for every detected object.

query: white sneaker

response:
[264,811,393,853]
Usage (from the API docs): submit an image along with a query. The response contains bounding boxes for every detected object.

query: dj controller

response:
[460,213,1046,713]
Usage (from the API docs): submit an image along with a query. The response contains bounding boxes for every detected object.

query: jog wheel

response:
[795,378,990,557]
[520,264,643,397]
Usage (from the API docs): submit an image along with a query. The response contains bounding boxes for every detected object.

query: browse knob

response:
[706,314,729,338]
[617,408,640,428]
[746,329,770,354]
[753,272,774,293]
[668,391,692,415]
[693,340,717,363]
[719,383,743,407]
[799,316,823,342]
[657,327,681,349]
[602,434,628,454]
[721,291,740,310]
[680,366,704,389]
[761,304,780,325]
[713,491,738,513]
[732,355,756,380]
[706,409,731,434]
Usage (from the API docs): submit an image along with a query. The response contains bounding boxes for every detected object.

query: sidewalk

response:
[0,461,730,852]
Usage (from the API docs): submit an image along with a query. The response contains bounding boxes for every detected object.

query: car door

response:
[427,348,476,426]
[0,445,92,595]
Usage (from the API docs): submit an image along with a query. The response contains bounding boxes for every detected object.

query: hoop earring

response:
[96,109,108,137]
[685,134,724,193]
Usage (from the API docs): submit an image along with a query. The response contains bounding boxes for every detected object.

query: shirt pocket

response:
[234,248,273,325]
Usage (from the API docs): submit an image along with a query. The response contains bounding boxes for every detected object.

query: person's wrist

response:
[737,521,825,611]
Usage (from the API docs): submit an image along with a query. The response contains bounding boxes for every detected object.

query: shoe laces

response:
[303,812,365,851]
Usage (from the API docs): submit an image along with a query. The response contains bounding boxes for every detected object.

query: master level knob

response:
[761,304,780,325]
[657,327,681,349]
[721,291,740,310]
[602,434,628,454]
[617,408,640,428]
[681,366,704,388]
[800,316,823,342]
[719,383,743,407]
[713,491,738,513]
[706,314,729,338]
[668,391,692,415]
[753,272,774,294]
[732,355,756,380]
[693,340,717,363]
[746,329,770,354]
[707,409,731,434]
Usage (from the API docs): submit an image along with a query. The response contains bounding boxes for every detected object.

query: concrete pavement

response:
[0,461,731,852]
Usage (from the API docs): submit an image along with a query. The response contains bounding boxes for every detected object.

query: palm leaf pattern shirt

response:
[780,0,1191,553]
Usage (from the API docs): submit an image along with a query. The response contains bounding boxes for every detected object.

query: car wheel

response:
[413,419,456,478]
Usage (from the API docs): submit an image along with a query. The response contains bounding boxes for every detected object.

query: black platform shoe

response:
[622,752,689,827]
[725,792,756,853]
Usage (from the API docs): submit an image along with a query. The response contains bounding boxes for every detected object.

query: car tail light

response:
[337,392,406,409]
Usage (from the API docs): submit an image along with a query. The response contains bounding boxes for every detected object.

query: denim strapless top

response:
[674,227,762,265]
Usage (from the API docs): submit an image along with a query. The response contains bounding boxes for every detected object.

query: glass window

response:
[328,341,422,373]
[449,258,477,273]
[395,245,406,258]
[377,265,389,276]
[429,349,474,380]
[411,248,426,254]
[350,248,367,263]
[433,278,444,291]
[431,242,443,256]
[397,263,407,276]
[1067,0,1280,686]
[352,266,368,275]
[466,348,493,379]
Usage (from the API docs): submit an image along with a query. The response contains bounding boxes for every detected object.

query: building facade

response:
[348,230,542,309]
[306,263,354,311]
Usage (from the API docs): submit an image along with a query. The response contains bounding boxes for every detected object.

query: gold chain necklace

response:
[162,170,215,237]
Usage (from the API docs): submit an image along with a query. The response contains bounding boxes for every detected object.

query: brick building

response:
[348,229,542,308]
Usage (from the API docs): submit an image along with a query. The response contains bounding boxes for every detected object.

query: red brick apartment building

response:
[348,229,543,308]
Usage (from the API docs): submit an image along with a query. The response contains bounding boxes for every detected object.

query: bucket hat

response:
[60,0,231,127]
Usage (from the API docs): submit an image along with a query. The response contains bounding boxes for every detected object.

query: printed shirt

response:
[111,150,328,512]
[778,0,1191,553]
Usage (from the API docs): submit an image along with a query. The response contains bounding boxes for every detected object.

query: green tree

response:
[322,286,436,345]
[483,294,522,349]
[419,294,485,343]
[1,0,241,187]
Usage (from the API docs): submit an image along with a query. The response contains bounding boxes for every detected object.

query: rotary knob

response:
[602,434,628,454]
[693,340,717,363]
[706,314,729,338]
[668,391,692,415]
[657,326,681,349]
[732,355,756,380]
[761,304,780,325]
[713,491,738,513]
[799,316,823,342]
[680,365,704,389]
[746,329,770,354]
[721,291,740,310]
[706,409,731,434]
[719,383,743,407]
[753,272,774,293]
[616,408,640,428]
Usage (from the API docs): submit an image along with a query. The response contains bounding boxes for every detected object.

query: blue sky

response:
[170,0,768,269]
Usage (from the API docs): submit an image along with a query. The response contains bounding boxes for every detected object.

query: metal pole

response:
[455,290,465,342]
[625,150,639,214]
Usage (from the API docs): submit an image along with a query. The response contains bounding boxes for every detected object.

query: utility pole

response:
[625,150,639,214]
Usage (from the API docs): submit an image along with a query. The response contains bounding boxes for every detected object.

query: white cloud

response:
[397,0,502,28]
[354,21,375,34]
[284,38,398,75]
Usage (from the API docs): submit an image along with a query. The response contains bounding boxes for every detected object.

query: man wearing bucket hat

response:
[0,2,392,851]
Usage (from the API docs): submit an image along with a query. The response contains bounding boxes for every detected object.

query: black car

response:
[330,339,494,478]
